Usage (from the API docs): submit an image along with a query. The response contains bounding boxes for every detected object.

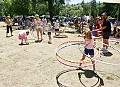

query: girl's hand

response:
[100,28,102,30]
[84,44,87,48]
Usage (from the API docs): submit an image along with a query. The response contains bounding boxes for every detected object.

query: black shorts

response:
[48,32,51,35]
[89,26,93,31]
[84,48,94,55]
[7,25,12,33]
[55,29,59,32]
[103,32,111,39]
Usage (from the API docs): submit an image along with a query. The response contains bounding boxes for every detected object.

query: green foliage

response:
[60,2,119,19]
[60,4,83,17]
[0,0,119,20]
[102,3,118,18]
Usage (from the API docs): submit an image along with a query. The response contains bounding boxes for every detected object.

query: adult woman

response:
[34,14,43,42]
[94,17,102,37]
[5,16,13,37]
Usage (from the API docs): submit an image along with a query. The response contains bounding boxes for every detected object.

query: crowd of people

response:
[4,12,119,72]
[5,13,117,51]
[5,14,53,44]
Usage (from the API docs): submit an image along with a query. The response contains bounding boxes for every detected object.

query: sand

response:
[0,22,120,87]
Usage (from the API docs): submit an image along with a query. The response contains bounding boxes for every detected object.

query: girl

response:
[54,20,60,36]
[47,20,52,44]
[34,14,43,42]
[80,31,95,71]
[18,30,29,45]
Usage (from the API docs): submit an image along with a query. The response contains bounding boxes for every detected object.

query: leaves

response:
[0,0,119,20]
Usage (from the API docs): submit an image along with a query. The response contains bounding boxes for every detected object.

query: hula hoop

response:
[79,35,120,66]
[91,41,120,66]
[53,35,68,38]
[56,40,120,67]
[56,41,100,68]
[109,38,120,42]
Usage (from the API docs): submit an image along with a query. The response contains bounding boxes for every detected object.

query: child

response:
[47,20,52,44]
[80,31,96,71]
[30,20,35,31]
[18,30,29,45]
[42,16,47,34]
[54,20,60,35]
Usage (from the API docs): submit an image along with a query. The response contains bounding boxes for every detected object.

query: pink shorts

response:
[18,34,26,40]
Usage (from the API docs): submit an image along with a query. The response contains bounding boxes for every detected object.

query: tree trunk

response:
[48,0,54,22]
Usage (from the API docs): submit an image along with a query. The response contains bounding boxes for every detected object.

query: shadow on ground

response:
[56,68,104,87]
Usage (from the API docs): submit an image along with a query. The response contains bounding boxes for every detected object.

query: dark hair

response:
[26,31,29,35]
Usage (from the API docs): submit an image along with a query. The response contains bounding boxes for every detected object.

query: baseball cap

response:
[102,12,107,16]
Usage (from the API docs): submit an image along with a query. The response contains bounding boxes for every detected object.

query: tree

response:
[45,0,66,21]
[91,0,97,17]
[12,0,30,15]
[0,0,12,16]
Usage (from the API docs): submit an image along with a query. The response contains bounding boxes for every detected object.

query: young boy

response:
[47,20,52,44]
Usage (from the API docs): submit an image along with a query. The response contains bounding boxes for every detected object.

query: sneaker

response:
[93,70,97,73]
[26,43,29,45]
[100,48,106,51]
[20,42,24,45]
[35,40,39,42]
[103,49,109,53]
[48,41,52,44]
[43,32,46,35]
[76,67,82,70]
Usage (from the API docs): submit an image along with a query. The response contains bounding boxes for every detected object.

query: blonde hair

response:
[84,31,92,39]
[35,14,39,17]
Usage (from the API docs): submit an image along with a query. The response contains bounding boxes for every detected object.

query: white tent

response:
[99,0,120,3]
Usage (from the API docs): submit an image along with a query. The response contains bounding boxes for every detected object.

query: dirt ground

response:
[0,22,120,87]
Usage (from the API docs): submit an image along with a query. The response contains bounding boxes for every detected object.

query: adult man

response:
[5,16,13,37]
[101,12,111,53]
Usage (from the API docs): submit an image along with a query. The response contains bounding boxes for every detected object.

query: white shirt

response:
[42,18,47,25]
[48,23,52,31]
[19,30,26,36]
[55,22,59,29]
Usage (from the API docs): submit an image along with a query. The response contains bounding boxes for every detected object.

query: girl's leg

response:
[90,55,95,71]
[40,29,43,40]
[36,29,39,40]
[21,39,23,44]
[48,32,52,44]
[49,35,51,41]
[25,37,28,43]
[80,55,86,66]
